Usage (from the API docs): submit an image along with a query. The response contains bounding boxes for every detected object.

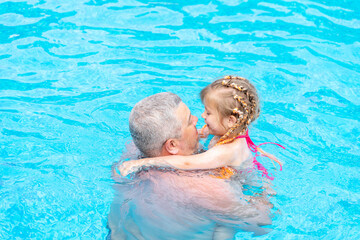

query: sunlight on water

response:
[0,0,359,239]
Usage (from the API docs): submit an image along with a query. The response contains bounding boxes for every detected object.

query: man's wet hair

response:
[129,92,182,157]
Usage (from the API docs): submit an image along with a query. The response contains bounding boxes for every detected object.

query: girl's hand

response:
[198,125,209,138]
[118,160,141,176]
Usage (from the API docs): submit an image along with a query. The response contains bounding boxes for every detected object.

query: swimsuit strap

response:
[203,124,285,180]
[235,130,285,180]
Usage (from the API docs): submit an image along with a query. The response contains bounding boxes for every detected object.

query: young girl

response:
[119,76,284,180]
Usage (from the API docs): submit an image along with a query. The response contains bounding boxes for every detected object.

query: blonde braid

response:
[217,76,258,144]
[209,77,284,180]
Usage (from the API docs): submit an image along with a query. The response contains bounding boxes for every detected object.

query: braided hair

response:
[200,75,260,142]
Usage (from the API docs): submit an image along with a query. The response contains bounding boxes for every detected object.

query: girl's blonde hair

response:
[200,76,260,141]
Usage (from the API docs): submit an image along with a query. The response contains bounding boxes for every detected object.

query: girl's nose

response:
[201,111,206,119]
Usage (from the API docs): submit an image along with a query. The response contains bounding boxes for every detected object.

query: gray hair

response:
[129,92,183,157]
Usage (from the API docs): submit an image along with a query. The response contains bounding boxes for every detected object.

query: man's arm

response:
[118,138,250,176]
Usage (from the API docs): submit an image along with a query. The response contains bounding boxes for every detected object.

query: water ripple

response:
[0,90,121,105]
[2,128,49,140]
[0,79,56,91]
[0,13,45,26]
[1,0,360,239]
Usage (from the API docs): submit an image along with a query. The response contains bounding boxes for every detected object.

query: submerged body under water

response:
[108,146,277,239]
[2,0,358,238]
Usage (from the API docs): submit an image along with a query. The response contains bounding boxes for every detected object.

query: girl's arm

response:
[118,138,249,176]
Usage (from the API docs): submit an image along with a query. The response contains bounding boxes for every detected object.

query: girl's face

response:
[201,102,232,136]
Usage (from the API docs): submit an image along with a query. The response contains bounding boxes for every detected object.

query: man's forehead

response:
[176,102,191,122]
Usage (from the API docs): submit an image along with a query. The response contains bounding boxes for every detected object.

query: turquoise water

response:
[1,0,359,239]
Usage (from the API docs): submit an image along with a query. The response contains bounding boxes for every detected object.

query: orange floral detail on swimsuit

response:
[211,166,236,179]
[208,127,285,180]
[209,135,238,179]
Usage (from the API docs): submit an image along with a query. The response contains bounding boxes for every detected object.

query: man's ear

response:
[164,139,179,155]
[227,115,237,128]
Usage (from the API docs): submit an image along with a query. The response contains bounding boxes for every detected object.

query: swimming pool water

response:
[0,0,359,239]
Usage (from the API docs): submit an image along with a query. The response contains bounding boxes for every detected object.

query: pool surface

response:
[1,0,359,239]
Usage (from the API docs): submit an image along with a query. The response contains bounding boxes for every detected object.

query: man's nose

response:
[193,115,198,125]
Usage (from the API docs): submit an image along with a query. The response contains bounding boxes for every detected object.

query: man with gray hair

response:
[129,92,199,158]
[123,92,245,173]
[108,92,271,239]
